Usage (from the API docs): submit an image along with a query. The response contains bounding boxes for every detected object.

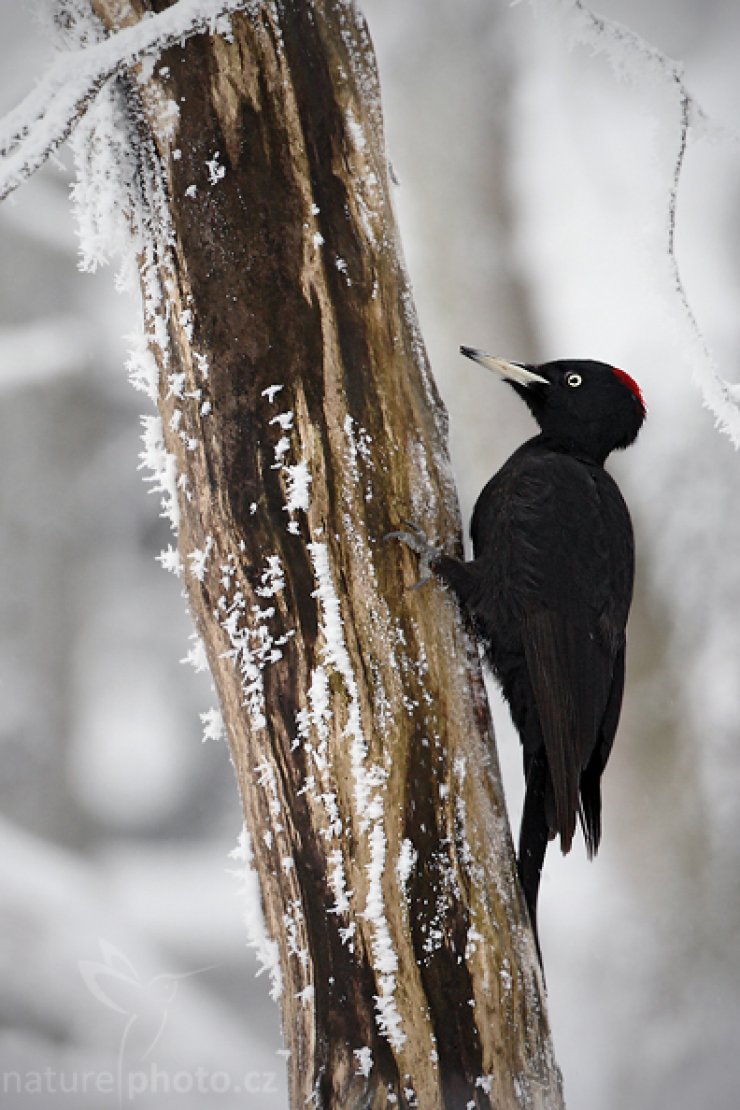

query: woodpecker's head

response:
[460,348,646,464]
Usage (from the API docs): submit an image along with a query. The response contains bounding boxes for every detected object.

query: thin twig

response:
[538,0,740,444]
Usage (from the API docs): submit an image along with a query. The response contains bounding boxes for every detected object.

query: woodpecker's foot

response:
[385,520,441,589]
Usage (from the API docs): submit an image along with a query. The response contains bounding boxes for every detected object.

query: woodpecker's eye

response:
[566,373,582,388]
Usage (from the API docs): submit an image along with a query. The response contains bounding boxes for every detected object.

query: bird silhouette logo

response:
[78,939,216,1104]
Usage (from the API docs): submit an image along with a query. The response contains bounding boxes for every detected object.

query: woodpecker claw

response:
[384,525,437,558]
[385,522,440,588]
[408,573,433,592]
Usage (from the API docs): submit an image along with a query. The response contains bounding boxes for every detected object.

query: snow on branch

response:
[0,0,247,203]
[538,0,740,446]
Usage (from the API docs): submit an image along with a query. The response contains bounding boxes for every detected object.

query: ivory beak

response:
[459,347,549,387]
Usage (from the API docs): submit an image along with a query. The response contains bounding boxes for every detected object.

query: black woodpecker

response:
[388,349,646,964]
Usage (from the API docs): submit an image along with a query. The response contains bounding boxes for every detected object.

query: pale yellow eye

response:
[566,373,582,388]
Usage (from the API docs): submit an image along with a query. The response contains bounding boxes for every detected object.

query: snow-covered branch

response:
[538,0,740,446]
[0,0,246,203]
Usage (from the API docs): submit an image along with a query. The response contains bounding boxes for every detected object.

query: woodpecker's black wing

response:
[469,440,634,852]
[521,608,615,850]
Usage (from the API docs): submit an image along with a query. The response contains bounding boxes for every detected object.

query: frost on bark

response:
[83,1,562,1106]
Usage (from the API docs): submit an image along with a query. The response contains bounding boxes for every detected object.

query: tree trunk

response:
[88,1,563,1106]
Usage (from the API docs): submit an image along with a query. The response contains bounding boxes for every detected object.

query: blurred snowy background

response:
[1,1,740,1108]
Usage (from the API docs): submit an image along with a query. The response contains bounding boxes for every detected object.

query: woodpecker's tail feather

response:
[578,761,602,860]
[518,751,550,968]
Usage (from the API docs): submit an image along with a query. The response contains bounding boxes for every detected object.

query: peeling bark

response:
[87,1,564,1106]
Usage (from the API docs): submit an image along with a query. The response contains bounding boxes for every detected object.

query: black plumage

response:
[389,351,646,963]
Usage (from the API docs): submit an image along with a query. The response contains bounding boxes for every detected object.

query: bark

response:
[87,1,564,1106]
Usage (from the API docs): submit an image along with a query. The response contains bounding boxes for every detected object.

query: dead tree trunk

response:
[86,1,564,1106]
